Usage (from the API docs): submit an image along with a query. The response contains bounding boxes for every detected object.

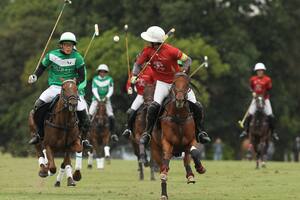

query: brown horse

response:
[87,100,111,169]
[29,79,82,187]
[150,72,206,199]
[249,95,271,169]
[131,83,156,180]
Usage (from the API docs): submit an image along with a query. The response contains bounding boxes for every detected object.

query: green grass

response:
[0,153,299,200]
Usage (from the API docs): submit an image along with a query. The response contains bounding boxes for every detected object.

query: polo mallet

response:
[136,28,176,78]
[189,56,208,78]
[238,103,252,128]
[124,24,134,94]
[83,24,99,59]
[33,0,72,72]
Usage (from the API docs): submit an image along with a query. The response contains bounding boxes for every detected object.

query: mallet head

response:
[65,0,72,4]
[238,120,244,129]
[94,24,99,36]
[124,24,128,31]
[204,56,208,68]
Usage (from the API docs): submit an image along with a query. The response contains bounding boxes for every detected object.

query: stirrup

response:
[28,134,40,145]
[140,133,151,145]
[239,131,248,138]
[122,129,132,138]
[198,131,211,144]
[272,132,279,141]
[82,140,93,149]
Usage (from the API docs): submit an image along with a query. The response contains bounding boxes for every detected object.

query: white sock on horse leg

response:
[75,152,82,170]
[56,168,65,182]
[104,146,110,157]
[88,152,93,165]
[96,158,104,169]
[65,165,73,178]
[42,149,48,164]
[38,157,46,166]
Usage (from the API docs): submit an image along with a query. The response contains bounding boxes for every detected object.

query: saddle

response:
[33,95,60,137]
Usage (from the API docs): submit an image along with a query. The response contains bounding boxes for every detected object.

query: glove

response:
[28,74,37,84]
[127,87,133,95]
[111,134,119,142]
[130,76,138,84]
[252,92,257,98]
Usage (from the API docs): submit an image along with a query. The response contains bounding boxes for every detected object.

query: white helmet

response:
[254,63,266,71]
[97,64,109,72]
[141,26,165,43]
[59,32,77,44]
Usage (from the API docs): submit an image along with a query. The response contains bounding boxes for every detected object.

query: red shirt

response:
[136,44,182,83]
[250,75,272,99]
[136,67,155,95]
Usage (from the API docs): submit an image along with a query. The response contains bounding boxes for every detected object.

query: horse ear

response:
[60,77,65,82]
[73,78,77,82]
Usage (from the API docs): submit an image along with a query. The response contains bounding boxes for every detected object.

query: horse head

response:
[61,79,79,112]
[255,95,265,113]
[172,72,190,108]
[95,99,107,126]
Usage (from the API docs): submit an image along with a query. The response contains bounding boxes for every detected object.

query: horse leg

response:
[183,152,195,184]
[150,158,156,181]
[160,140,173,200]
[63,152,76,187]
[73,151,82,181]
[45,145,56,175]
[36,144,48,178]
[96,144,105,170]
[138,161,144,181]
[54,162,66,187]
[87,150,93,169]
[190,145,206,174]
[139,142,147,164]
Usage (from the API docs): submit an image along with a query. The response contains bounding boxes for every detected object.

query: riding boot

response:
[240,115,252,138]
[77,110,93,149]
[28,99,46,145]
[189,101,211,144]
[122,108,137,139]
[268,115,279,141]
[140,102,160,145]
[109,116,119,142]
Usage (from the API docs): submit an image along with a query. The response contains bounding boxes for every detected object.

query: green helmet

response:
[59,32,77,44]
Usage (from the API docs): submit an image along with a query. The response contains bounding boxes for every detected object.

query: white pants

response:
[39,85,87,111]
[154,80,197,105]
[249,98,273,116]
[131,94,144,111]
[89,99,114,117]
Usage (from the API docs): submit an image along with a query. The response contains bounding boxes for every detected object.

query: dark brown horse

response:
[29,79,82,187]
[150,73,206,199]
[249,95,271,169]
[131,83,156,180]
[87,100,111,169]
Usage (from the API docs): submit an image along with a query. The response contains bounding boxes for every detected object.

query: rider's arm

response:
[106,78,114,99]
[76,65,85,85]
[132,49,149,76]
[179,53,192,74]
[34,63,47,78]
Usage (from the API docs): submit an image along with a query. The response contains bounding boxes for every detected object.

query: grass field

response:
[0,153,299,200]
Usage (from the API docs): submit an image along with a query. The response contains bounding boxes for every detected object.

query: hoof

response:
[196,166,206,174]
[187,175,196,184]
[73,170,82,181]
[87,164,92,169]
[67,177,76,187]
[160,195,168,200]
[39,170,48,178]
[151,176,156,181]
[54,181,60,187]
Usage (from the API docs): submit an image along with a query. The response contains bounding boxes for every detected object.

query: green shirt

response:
[92,75,114,100]
[42,49,85,86]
